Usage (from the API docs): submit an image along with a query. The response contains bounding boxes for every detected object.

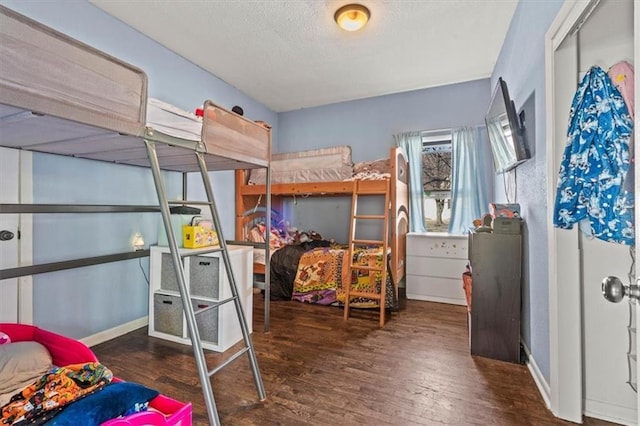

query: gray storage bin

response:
[190,298,219,344]
[154,292,183,337]
[190,256,220,299]
[160,253,181,293]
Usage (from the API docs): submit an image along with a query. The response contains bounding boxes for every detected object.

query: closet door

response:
[578,1,637,423]
[548,0,637,423]
[0,147,32,324]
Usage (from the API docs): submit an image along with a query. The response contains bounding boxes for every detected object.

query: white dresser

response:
[406,232,468,305]
[148,245,253,352]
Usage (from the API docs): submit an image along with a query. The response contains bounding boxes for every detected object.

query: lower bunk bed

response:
[235,146,409,314]
[270,240,398,310]
[0,323,191,426]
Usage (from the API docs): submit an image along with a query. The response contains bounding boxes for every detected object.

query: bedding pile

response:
[246,215,326,267]
[270,243,397,310]
[2,361,112,425]
[0,340,159,426]
[349,158,391,180]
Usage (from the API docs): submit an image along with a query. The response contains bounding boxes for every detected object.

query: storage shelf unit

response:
[406,233,468,305]
[468,231,521,363]
[149,245,253,352]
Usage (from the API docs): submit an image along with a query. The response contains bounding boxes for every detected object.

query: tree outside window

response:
[422,132,452,232]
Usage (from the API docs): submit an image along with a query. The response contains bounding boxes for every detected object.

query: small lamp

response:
[132,233,145,251]
[334,4,370,32]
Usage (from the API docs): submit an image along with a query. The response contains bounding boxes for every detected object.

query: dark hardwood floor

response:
[92,292,616,425]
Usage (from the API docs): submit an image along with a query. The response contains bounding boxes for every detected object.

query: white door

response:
[579,1,637,423]
[0,146,32,324]
[0,147,20,322]
[548,0,638,424]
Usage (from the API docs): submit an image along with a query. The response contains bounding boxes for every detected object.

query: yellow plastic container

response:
[182,226,219,249]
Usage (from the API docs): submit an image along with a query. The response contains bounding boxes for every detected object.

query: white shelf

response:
[148,245,253,352]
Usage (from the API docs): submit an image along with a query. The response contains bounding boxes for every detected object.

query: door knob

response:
[602,276,640,303]
[0,230,14,241]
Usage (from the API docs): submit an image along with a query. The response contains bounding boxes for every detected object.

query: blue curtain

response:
[394,132,427,232]
[448,126,489,234]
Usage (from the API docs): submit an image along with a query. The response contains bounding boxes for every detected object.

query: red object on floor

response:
[462,272,472,313]
[0,323,192,426]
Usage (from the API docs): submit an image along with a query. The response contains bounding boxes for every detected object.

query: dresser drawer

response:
[406,275,466,305]
[407,255,467,278]
[407,234,468,259]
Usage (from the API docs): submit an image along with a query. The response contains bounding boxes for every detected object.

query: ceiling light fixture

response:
[334,4,370,32]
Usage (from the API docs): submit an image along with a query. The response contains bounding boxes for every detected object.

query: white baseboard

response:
[81,316,148,347]
[522,341,551,410]
[406,294,466,306]
[522,342,637,425]
[584,399,637,426]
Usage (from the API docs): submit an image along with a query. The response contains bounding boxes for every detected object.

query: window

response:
[422,130,452,232]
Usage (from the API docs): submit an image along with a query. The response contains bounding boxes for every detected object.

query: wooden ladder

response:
[343,179,391,327]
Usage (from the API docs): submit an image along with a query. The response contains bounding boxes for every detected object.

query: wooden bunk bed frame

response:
[0,5,270,425]
[234,146,409,289]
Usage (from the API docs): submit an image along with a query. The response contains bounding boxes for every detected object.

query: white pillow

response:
[0,341,52,396]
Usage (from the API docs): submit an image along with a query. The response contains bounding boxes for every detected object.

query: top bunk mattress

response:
[146,97,201,141]
[0,5,147,139]
[146,98,271,168]
[249,146,353,185]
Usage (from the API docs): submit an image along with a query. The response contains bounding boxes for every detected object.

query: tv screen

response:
[485,78,529,174]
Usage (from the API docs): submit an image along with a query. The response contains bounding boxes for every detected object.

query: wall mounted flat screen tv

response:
[485,77,529,174]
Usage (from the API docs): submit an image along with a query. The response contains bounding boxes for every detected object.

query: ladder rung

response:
[355,192,387,196]
[353,214,385,220]
[192,296,236,315]
[167,200,213,206]
[350,265,383,272]
[208,347,250,377]
[180,247,223,257]
[345,291,382,299]
[352,239,384,245]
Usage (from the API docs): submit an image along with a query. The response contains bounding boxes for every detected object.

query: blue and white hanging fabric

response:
[553,65,634,245]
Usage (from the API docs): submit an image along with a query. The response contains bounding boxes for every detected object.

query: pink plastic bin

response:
[0,323,192,426]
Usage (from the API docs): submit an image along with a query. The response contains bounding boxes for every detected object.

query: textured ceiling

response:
[90,0,518,113]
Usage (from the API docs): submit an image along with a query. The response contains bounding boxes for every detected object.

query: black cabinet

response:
[468,232,521,363]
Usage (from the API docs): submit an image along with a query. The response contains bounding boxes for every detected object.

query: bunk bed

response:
[235,146,409,307]
[0,5,269,425]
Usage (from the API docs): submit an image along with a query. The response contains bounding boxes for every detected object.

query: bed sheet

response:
[0,323,192,425]
[291,246,396,309]
[146,97,202,141]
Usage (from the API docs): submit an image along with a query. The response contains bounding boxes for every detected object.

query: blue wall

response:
[2,0,277,338]
[278,79,494,240]
[3,1,565,381]
[490,0,564,382]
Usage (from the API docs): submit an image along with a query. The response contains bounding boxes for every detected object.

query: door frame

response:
[546,0,595,422]
[18,150,33,323]
[546,0,639,423]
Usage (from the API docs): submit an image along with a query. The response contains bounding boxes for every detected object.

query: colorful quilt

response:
[1,362,113,426]
[292,245,396,309]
